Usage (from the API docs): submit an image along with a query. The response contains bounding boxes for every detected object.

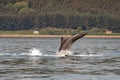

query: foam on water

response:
[55,49,102,57]
[0,47,103,57]
[20,48,43,56]
[71,53,103,57]
[28,48,42,56]
[56,50,73,56]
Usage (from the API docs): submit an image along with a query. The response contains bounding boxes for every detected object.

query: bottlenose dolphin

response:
[57,32,88,56]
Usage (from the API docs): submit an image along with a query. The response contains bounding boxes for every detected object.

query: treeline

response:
[0,0,120,32]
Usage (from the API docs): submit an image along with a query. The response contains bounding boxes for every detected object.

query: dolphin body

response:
[57,32,88,56]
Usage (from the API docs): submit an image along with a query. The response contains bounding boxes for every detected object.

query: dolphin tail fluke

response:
[71,32,88,42]
[59,32,88,51]
[59,37,68,51]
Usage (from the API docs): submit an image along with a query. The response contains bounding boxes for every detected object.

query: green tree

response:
[14,1,28,12]
[19,7,36,15]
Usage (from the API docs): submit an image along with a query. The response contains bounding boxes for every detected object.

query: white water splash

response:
[29,48,42,56]
[56,50,73,56]
[0,48,102,57]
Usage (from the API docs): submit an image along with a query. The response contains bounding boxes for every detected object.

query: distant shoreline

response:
[0,34,120,38]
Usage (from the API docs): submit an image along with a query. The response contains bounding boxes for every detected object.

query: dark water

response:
[0,38,120,80]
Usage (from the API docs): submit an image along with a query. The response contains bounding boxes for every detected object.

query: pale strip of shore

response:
[0,34,120,38]
[0,34,70,38]
[85,35,120,38]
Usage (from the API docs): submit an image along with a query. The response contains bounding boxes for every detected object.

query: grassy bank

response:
[0,28,120,36]
[0,30,33,35]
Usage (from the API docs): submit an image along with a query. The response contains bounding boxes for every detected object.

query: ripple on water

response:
[0,38,120,80]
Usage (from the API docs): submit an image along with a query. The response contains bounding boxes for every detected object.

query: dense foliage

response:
[0,0,120,32]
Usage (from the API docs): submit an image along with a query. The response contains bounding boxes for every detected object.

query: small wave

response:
[70,53,103,57]
[0,48,43,56]
[0,53,12,56]
[0,48,103,57]
[0,52,23,56]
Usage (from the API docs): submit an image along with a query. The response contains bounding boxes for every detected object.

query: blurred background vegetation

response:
[0,0,120,34]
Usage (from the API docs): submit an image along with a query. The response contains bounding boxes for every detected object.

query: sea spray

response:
[29,48,42,56]
[56,50,73,56]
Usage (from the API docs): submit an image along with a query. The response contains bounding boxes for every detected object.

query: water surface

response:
[0,38,120,80]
